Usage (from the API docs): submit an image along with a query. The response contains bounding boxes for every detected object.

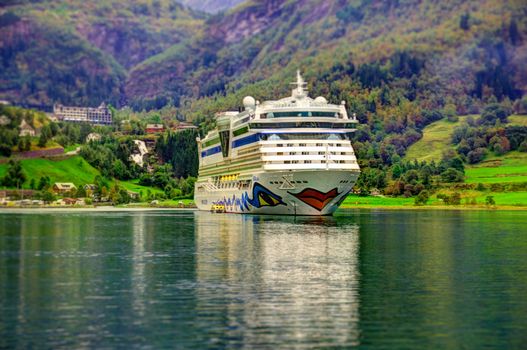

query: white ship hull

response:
[195,170,359,216]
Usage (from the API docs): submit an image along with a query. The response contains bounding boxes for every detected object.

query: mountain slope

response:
[0,0,205,106]
[126,0,526,116]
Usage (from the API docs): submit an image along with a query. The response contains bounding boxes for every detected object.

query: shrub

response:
[485,196,496,206]
[0,144,12,157]
[479,103,511,126]
[414,190,430,206]
[467,148,487,164]
[441,168,464,183]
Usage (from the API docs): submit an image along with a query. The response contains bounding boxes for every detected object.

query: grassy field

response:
[64,144,81,153]
[0,156,165,196]
[465,152,527,183]
[0,156,99,187]
[341,192,527,209]
[119,179,164,195]
[508,115,527,126]
[342,194,414,207]
[10,139,63,152]
[404,116,469,162]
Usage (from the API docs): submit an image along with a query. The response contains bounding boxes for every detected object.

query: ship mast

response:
[291,70,308,99]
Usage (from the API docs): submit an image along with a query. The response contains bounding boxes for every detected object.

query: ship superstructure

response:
[194,71,360,215]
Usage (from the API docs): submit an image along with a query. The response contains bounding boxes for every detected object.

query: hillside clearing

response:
[405,115,527,163]
[404,116,469,162]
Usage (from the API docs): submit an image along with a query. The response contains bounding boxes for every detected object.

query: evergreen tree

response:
[1,160,26,188]
[460,12,470,30]
[509,19,519,45]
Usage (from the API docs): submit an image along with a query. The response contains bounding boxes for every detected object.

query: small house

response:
[19,119,35,137]
[146,124,164,134]
[172,123,198,132]
[86,133,101,142]
[52,183,77,194]
[84,184,97,191]
[127,191,140,200]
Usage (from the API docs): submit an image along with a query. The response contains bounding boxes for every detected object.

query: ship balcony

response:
[259,140,359,171]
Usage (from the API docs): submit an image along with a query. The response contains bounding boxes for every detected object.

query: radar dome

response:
[243,96,256,110]
[314,96,327,104]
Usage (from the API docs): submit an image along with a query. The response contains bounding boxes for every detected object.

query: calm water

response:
[0,209,526,349]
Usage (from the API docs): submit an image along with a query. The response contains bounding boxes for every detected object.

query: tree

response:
[441,168,464,183]
[0,144,12,157]
[0,160,26,188]
[18,138,24,152]
[76,186,87,198]
[23,135,31,151]
[485,195,496,206]
[509,19,519,45]
[414,190,430,206]
[38,131,48,148]
[38,176,51,190]
[443,103,458,122]
[467,148,487,164]
[41,190,56,203]
[391,163,403,179]
[479,104,511,126]
[460,12,470,30]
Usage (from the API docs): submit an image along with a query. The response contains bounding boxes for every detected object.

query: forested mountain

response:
[0,0,205,106]
[129,0,526,114]
[1,0,526,116]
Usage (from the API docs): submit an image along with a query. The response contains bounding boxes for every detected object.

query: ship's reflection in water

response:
[194,212,361,347]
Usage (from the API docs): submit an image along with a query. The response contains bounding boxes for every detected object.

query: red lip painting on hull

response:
[289,188,339,211]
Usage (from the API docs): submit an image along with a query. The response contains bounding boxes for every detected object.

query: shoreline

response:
[339,204,527,211]
[1,204,526,212]
[0,206,197,213]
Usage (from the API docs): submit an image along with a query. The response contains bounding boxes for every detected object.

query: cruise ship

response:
[194,71,360,215]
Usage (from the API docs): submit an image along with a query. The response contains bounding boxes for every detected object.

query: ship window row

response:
[260,111,342,118]
[251,122,355,129]
[339,180,353,184]
[274,143,345,148]
[261,133,349,141]
[277,160,350,164]
[273,151,353,155]
[270,180,308,185]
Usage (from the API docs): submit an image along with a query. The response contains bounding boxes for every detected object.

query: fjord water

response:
[0,210,526,349]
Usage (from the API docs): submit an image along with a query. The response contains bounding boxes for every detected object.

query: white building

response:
[54,102,112,125]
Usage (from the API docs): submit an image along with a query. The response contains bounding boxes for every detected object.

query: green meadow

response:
[0,156,162,195]
[465,152,527,184]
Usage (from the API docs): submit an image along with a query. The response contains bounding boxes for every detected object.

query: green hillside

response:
[405,116,470,162]
[0,156,100,187]
[406,115,527,162]
[0,156,162,194]
[404,114,527,185]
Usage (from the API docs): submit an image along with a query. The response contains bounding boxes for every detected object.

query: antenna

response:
[291,69,308,98]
